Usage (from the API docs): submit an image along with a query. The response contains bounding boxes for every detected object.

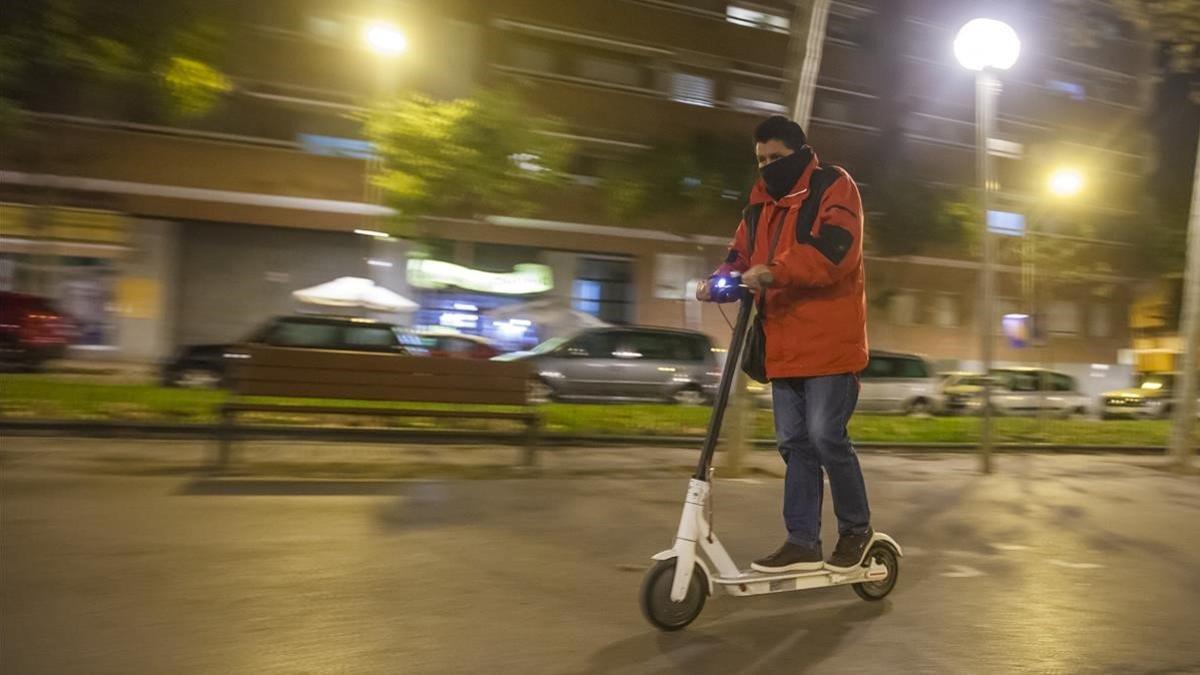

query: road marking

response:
[724,478,762,484]
[941,564,985,578]
[991,543,1032,551]
[1048,559,1104,570]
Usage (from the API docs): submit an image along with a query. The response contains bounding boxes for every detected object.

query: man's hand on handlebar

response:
[742,264,775,291]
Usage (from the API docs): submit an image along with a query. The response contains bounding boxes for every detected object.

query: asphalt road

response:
[2,452,1199,674]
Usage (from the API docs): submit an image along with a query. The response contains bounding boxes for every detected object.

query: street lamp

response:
[1048,167,1085,199]
[955,18,1020,474]
[363,21,407,56]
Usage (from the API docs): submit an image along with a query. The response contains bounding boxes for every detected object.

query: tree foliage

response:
[1055,0,1200,72]
[361,87,575,230]
[599,133,755,227]
[0,0,233,121]
[866,176,976,257]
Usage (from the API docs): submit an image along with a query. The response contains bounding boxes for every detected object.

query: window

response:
[1048,372,1076,392]
[654,253,706,300]
[620,332,678,360]
[577,55,641,87]
[1089,303,1113,338]
[725,4,790,33]
[863,355,897,379]
[993,370,1039,392]
[1046,79,1087,101]
[573,279,603,317]
[342,325,397,349]
[887,292,918,326]
[895,357,930,379]
[510,43,555,73]
[813,98,851,124]
[563,331,618,358]
[931,294,959,328]
[573,257,633,324]
[826,11,869,45]
[729,82,787,114]
[266,321,341,348]
[671,72,716,107]
[1047,301,1081,335]
[686,335,712,362]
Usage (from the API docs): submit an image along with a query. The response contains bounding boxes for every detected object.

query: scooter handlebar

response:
[706,274,749,303]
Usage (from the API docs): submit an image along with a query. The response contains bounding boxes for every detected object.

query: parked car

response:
[856,351,942,415]
[495,326,719,404]
[1100,372,1200,420]
[400,330,501,360]
[162,315,419,388]
[751,350,941,415]
[0,291,74,371]
[946,367,1091,418]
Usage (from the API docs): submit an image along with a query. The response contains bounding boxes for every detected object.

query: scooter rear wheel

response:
[852,543,899,601]
[640,558,707,631]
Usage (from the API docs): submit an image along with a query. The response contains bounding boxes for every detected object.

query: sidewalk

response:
[2,436,1191,480]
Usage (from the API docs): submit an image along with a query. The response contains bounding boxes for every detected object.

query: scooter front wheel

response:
[639,558,707,631]
[851,543,900,601]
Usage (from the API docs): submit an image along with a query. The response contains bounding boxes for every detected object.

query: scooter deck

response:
[711,564,887,596]
[714,567,872,585]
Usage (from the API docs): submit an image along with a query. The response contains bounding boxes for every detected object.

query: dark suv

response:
[162,315,417,388]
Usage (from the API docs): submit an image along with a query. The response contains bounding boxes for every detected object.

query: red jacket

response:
[717,152,868,379]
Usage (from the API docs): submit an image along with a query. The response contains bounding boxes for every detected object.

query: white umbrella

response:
[292,277,419,312]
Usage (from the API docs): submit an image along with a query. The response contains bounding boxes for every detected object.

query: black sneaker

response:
[825,528,874,572]
[750,542,824,573]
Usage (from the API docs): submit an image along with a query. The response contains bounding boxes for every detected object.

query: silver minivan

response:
[857,351,942,415]
[752,350,941,415]
[944,368,1092,418]
[497,327,720,404]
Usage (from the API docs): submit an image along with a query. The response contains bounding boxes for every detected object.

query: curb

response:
[0,419,1170,453]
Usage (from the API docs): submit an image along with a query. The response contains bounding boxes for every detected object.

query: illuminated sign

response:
[407,259,553,295]
[987,210,1025,237]
[1002,313,1033,348]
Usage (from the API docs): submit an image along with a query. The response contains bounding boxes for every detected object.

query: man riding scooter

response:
[697,115,874,574]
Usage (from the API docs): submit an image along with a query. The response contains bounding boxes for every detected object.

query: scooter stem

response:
[693,289,756,481]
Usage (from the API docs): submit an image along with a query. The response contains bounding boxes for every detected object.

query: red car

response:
[401,331,502,360]
[0,291,74,370]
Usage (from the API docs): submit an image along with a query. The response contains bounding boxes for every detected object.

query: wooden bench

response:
[216,345,539,469]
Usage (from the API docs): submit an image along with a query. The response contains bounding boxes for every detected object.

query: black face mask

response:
[759,147,811,201]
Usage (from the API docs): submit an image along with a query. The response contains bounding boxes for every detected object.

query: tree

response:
[598,133,754,230]
[0,0,234,127]
[360,87,575,234]
[867,176,976,257]
[1055,0,1200,465]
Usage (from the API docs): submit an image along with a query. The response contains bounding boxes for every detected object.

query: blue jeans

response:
[771,374,871,550]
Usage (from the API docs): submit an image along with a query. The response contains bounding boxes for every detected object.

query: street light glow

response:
[954,18,1021,71]
[1048,167,1084,198]
[364,21,407,56]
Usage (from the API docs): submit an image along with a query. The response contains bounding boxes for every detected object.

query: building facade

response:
[0,0,1154,393]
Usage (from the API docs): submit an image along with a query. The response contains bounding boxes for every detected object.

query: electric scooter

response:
[639,276,902,631]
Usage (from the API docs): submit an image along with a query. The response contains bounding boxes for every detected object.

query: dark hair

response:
[753,115,807,150]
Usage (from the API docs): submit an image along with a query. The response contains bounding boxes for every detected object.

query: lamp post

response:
[360,20,408,300]
[954,18,1020,474]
